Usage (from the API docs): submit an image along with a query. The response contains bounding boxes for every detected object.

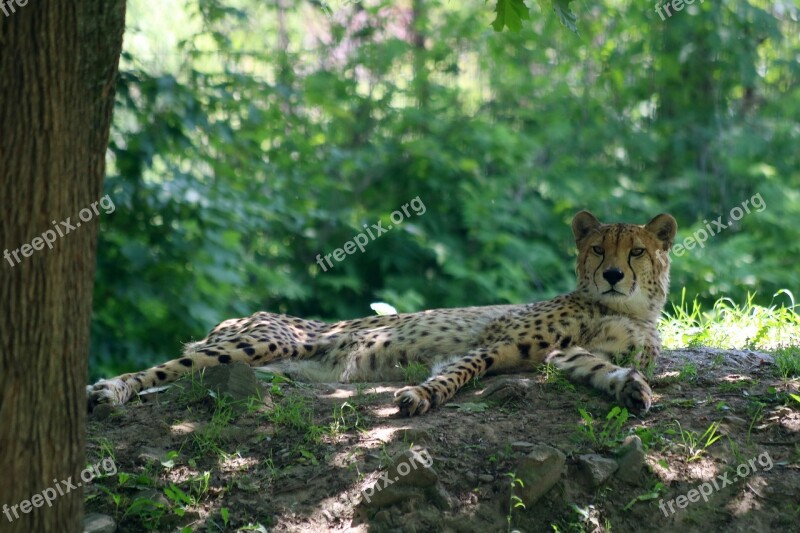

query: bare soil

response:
[85,348,800,533]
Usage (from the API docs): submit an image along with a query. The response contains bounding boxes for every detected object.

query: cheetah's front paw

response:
[86,378,132,411]
[394,385,433,417]
[616,370,653,414]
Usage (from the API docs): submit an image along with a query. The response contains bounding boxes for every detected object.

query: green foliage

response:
[505,471,526,532]
[666,421,723,462]
[550,0,577,34]
[91,0,800,378]
[661,289,800,350]
[774,346,800,378]
[576,406,630,449]
[491,0,531,33]
[397,361,429,384]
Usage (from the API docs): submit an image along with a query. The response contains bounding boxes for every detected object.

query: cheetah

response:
[88,210,677,416]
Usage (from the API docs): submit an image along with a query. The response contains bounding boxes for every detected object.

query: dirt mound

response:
[85,349,799,532]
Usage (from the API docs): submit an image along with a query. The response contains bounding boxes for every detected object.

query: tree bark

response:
[0,1,126,531]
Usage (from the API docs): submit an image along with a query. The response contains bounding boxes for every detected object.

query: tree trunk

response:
[0,1,126,531]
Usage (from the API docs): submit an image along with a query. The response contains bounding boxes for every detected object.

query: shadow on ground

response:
[85,348,799,532]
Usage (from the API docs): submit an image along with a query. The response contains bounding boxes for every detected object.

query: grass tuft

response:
[661,288,800,352]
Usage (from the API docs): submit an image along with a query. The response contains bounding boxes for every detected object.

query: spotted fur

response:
[88,211,677,416]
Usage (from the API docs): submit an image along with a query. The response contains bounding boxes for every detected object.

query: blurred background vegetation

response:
[90,0,800,377]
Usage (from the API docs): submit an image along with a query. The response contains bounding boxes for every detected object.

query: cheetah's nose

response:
[602,267,624,286]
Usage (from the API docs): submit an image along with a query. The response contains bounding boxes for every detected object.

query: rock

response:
[90,403,115,421]
[359,483,421,508]
[387,447,437,488]
[357,448,452,513]
[428,482,456,511]
[478,474,494,483]
[201,362,260,404]
[372,509,392,527]
[615,435,645,484]
[577,454,618,487]
[135,447,171,466]
[512,444,566,507]
[83,513,116,533]
[131,488,170,508]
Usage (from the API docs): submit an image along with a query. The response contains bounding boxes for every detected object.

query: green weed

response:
[539,363,576,392]
[505,472,526,532]
[576,406,630,449]
[667,421,722,461]
[396,361,429,384]
[773,346,800,378]
[661,289,800,351]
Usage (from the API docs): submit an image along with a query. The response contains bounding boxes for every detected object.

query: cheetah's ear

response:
[645,213,678,251]
[572,210,602,242]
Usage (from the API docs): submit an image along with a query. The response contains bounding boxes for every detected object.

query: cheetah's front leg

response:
[546,347,653,413]
[394,346,509,416]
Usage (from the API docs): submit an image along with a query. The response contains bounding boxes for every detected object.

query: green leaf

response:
[552,0,578,34]
[491,0,531,32]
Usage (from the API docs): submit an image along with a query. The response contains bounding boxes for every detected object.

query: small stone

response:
[577,454,618,487]
[387,447,437,488]
[135,447,171,466]
[359,483,420,508]
[373,510,391,526]
[201,362,260,404]
[83,513,116,533]
[478,474,495,483]
[615,435,645,484]
[512,444,566,507]
[510,441,536,452]
[90,403,114,421]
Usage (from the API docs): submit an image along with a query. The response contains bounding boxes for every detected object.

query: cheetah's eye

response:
[630,248,645,257]
[592,246,604,255]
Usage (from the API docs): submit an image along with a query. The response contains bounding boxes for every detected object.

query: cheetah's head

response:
[572,210,677,320]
